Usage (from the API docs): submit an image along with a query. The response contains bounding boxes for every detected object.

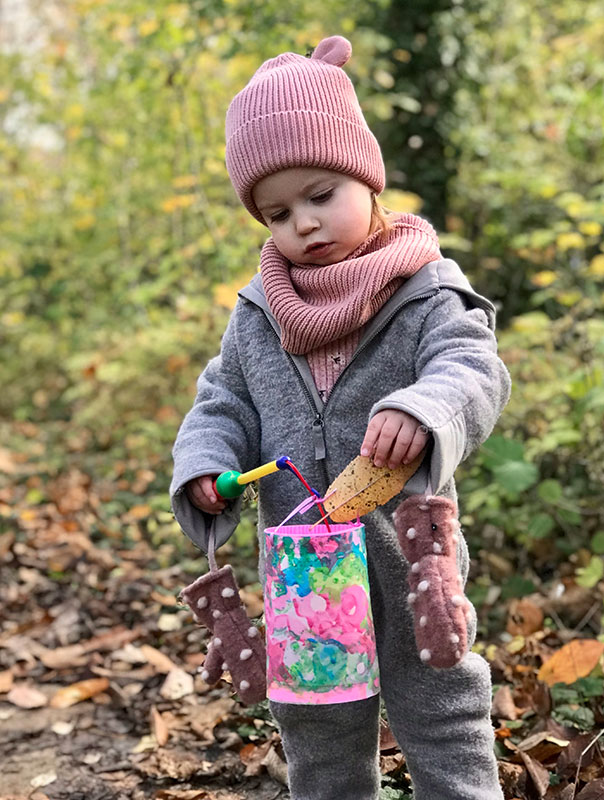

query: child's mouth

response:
[305,242,333,258]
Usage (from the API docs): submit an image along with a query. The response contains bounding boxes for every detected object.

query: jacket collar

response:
[238,258,497,334]
[237,258,497,420]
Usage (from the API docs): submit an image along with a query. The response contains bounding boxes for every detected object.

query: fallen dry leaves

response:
[159,668,194,701]
[537,639,604,686]
[38,626,142,670]
[150,705,170,746]
[1,434,604,800]
[7,684,48,709]
[140,644,181,673]
[0,668,14,693]
[50,677,110,708]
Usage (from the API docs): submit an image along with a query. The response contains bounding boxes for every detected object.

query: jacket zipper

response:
[280,342,330,490]
[287,350,327,462]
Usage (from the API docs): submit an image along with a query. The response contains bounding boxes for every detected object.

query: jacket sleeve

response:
[369,288,511,494]
[170,300,261,552]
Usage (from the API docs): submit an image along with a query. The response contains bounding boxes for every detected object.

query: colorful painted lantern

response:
[264,522,380,704]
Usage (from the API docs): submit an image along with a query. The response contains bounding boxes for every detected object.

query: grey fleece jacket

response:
[170,257,511,552]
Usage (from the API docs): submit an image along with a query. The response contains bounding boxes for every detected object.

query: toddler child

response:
[171,35,511,800]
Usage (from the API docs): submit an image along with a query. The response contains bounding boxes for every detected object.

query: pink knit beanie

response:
[225,36,386,225]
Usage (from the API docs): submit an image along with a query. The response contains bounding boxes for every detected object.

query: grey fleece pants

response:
[269,524,503,800]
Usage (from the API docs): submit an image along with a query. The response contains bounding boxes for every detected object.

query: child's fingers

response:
[199,475,218,503]
[403,426,430,465]
[360,414,385,458]
[186,476,226,513]
[386,422,417,468]
[185,479,203,507]
[372,417,404,467]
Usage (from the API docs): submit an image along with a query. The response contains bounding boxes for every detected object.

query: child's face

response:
[252,167,373,265]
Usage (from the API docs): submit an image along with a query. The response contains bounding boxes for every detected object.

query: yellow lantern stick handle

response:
[213,455,331,531]
[237,459,281,484]
[214,456,291,499]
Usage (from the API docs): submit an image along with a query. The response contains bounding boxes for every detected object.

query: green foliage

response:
[500,576,537,601]
[0,0,365,425]
[357,0,462,228]
[438,0,604,324]
[550,676,604,731]
[379,779,413,799]
[576,556,604,589]
[458,302,604,578]
[2,0,603,608]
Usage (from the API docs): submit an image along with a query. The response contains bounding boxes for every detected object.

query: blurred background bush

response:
[1,0,603,636]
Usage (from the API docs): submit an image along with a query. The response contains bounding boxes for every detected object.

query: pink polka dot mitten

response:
[394,495,473,669]
[179,565,267,705]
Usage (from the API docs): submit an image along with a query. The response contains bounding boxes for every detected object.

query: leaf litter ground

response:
[1,425,603,800]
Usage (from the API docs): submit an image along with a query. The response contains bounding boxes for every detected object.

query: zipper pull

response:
[311,413,326,461]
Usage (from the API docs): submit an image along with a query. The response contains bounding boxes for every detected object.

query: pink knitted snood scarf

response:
[261,213,442,355]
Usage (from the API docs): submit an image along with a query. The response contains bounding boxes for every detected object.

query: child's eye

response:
[312,189,333,204]
[270,210,289,223]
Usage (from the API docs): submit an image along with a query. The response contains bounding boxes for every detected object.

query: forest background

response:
[1,1,604,798]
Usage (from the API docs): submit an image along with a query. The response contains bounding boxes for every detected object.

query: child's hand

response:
[360,409,429,469]
[185,475,226,514]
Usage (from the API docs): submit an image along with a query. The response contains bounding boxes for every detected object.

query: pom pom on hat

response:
[312,35,352,66]
[225,35,385,224]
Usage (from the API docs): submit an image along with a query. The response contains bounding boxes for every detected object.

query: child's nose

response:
[295,211,320,235]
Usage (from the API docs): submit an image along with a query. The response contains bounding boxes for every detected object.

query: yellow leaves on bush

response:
[161,195,196,213]
[374,69,395,89]
[393,48,412,63]
[2,311,25,326]
[0,89,10,103]
[506,635,527,655]
[539,185,558,199]
[565,201,586,219]
[66,126,83,141]
[74,214,96,231]
[72,193,96,211]
[556,290,582,306]
[65,103,84,121]
[111,23,135,46]
[76,0,106,9]
[108,12,134,28]
[213,275,256,309]
[165,3,190,18]
[106,131,129,149]
[556,232,584,251]
[139,19,159,37]
[589,254,604,277]
[213,283,240,310]
[172,175,197,190]
[579,221,602,237]
[531,270,558,287]
[537,639,604,686]
[380,189,423,215]
[511,312,550,334]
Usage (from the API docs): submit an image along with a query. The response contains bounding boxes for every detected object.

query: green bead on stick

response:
[213,458,288,499]
[214,470,246,499]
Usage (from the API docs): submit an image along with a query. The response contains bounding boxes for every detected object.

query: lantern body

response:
[264,522,380,704]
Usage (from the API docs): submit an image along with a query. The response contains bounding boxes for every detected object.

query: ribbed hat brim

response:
[227,111,385,225]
